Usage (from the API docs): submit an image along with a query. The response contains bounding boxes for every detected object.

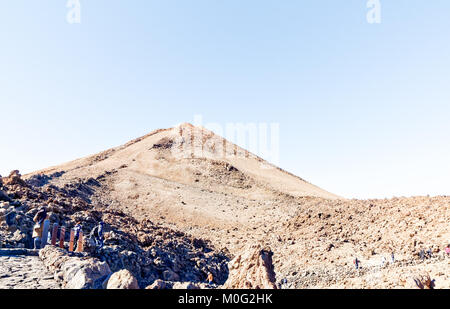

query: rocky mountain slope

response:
[0,170,230,288]
[24,124,338,254]
[1,123,449,289]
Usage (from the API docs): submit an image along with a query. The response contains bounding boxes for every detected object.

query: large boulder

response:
[0,190,11,202]
[39,246,111,289]
[145,280,212,290]
[62,258,112,289]
[172,282,201,289]
[163,268,180,281]
[3,170,26,186]
[146,279,173,289]
[106,269,139,289]
[223,244,277,289]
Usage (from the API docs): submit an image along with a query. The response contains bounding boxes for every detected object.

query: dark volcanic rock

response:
[1,170,230,289]
[0,190,11,202]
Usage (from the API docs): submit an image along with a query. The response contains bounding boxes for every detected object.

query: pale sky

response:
[1,1,450,199]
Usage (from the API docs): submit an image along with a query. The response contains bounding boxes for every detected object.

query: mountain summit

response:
[29,123,338,200]
[24,123,338,253]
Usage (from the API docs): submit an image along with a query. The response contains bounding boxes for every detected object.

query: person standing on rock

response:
[445,245,450,257]
[73,221,82,251]
[32,207,47,249]
[90,221,104,250]
[207,272,214,285]
[391,252,395,264]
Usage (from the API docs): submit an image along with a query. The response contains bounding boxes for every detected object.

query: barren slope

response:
[29,123,338,200]
[26,124,339,251]
[23,124,450,288]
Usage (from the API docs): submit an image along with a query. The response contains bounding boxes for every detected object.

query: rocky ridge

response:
[0,171,230,288]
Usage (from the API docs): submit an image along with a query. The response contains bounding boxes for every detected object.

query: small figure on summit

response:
[354,257,360,270]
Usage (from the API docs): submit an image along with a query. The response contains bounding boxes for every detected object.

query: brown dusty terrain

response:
[25,124,450,288]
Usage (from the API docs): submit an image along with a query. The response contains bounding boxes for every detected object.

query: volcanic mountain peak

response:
[28,123,339,200]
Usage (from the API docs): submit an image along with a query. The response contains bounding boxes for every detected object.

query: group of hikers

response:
[31,206,104,251]
[419,248,434,261]
[353,252,395,270]
[418,246,450,260]
[30,205,218,285]
[354,245,450,270]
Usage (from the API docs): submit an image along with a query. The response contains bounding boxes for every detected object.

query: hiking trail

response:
[0,254,60,289]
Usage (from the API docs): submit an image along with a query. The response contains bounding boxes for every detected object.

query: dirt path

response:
[0,255,61,289]
[281,255,450,289]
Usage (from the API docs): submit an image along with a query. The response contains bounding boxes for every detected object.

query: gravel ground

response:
[0,256,61,289]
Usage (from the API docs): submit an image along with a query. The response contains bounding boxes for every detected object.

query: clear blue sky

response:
[1,1,450,199]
